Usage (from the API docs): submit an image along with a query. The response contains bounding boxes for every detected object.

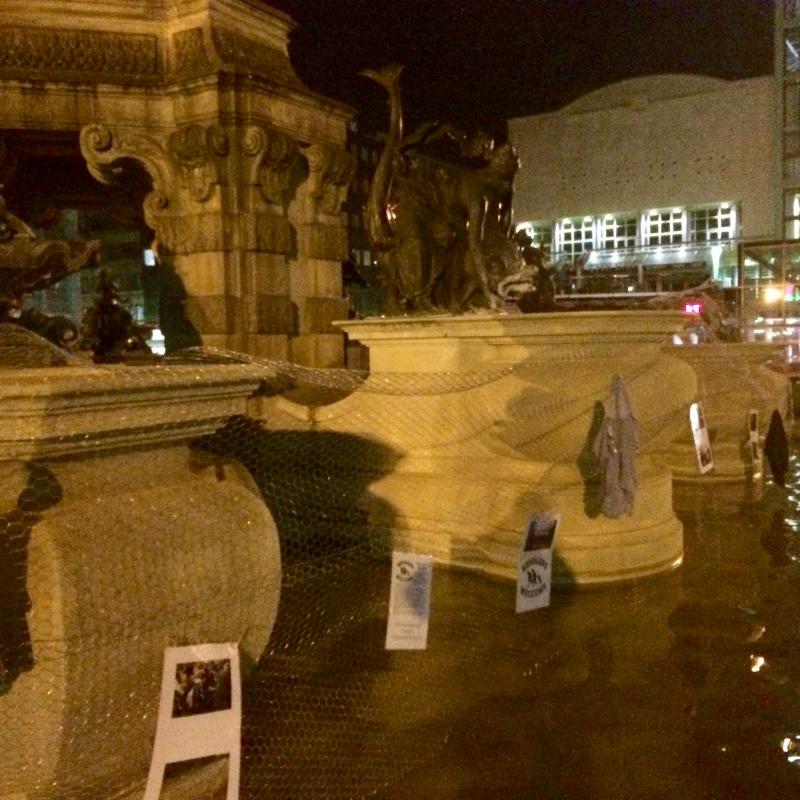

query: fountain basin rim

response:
[335,309,687,343]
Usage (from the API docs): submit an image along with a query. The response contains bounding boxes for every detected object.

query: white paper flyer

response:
[144,642,241,800]
[689,401,715,474]
[385,551,433,650]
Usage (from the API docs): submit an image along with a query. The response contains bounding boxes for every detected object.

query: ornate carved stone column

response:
[289,143,355,366]
[80,120,308,357]
[0,0,355,364]
[241,124,303,359]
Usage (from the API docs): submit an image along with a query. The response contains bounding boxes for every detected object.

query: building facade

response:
[506,3,800,341]
[509,74,778,297]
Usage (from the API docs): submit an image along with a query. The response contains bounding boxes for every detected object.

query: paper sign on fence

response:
[517,512,559,613]
[385,551,433,650]
[748,408,763,479]
[144,642,241,800]
[689,401,714,475]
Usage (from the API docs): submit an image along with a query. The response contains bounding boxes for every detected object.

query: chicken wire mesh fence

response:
[0,325,791,800]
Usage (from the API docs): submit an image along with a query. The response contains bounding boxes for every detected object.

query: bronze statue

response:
[0,191,100,324]
[360,65,524,314]
[497,230,556,312]
[0,190,99,360]
[80,269,151,360]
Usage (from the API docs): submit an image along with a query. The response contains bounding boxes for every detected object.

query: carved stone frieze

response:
[302,143,355,220]
[153,211,292,256]
[171,27,211,78]
[168,123,229,202]
[0,26,159,83]
[243,125,300,206]
[211,27,306,91]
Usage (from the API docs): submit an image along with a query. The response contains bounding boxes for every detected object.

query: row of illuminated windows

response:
[518,204,738,259]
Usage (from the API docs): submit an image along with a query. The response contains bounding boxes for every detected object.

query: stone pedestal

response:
[656,342,790,483]
[0,363,282,800]
[264,311,696,585]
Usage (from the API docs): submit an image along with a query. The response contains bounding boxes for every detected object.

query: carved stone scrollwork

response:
[243,125,299,206]
[168,123,229,202]
[80,123,291,256]
[80,124,173,222]
[302,143,355,219]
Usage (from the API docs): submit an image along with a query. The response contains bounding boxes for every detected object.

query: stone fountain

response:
[255,66,702,586]
[0,199,281,800]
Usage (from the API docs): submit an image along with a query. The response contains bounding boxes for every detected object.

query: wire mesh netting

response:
[2,324,800,799]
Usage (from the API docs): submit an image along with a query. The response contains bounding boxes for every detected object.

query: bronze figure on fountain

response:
[0,190,100,327]
[0,190,100,364]
[0,189,151,363]
[361,64,548,315]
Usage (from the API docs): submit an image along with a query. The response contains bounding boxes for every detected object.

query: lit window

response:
[558,217,595,258]
[516,221,553,253]
[785,190,800,239]
[689,204,736,242]
[644,208,684,246]
[529,222,553,251]
[601,214,637,250]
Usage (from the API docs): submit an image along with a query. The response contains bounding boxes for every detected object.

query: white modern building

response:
[509,73,777,294]
[508,1,800,336]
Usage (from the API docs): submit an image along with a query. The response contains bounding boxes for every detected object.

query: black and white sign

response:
[517,512,559,613]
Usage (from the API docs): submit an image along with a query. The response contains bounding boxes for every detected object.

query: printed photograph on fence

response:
[385,551,433,650]
[159,754,229,799]
[173,659,232,717]
[748,409,762,466]
[523,511,559,552]
[144,643,241,800]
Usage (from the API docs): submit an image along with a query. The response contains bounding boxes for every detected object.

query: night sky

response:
[263,0,774,136]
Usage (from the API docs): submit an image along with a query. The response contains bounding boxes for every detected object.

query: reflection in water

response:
[244,452,800,799]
